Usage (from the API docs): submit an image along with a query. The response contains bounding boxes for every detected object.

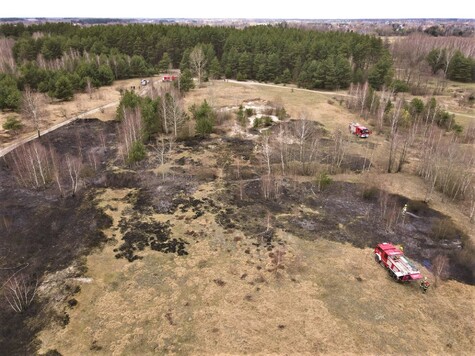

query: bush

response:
[253,116,273,128]
[196,117,214,136]
[391,79,410,93]
[316,172,332,191]
[275,107,289,120]
[2,116,23,131]
[245,108,255,117]
[128,141,146,163]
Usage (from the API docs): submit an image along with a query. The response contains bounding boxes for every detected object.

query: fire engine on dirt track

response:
[162,75,178,82]
[349,122,371,138]
[374,243,423,282]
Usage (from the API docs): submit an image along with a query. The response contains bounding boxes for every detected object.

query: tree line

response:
[0,22,395,110]
[391,33,475,95]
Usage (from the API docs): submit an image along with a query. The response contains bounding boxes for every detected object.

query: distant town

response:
[0,17,474,36]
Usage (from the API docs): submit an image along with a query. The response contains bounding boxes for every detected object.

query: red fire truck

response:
[374,243,423,282]
[349,122,371,138]
[162,75,178,82]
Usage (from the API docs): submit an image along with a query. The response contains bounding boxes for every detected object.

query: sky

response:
[2,0,474,19]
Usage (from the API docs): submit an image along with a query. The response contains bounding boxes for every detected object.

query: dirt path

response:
[448,111,475,119]
[225,79,350,97]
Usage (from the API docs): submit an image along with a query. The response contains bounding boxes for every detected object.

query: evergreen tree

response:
[53,75,74,100]
[323,57,337,90]
[238,52,252,80]
[41,37,63,60]
[281,68,291,84]
[179,49,191,71]
[0,74,21,110]
[158,52,172,72]
[97,65,114,86]
[209,56,222,79]
[177,69,194,93]
[19,62,47,90]
[116,90,141,120]
[12,36,39,62]
[129,55,148,77]
[254,53,267,82]
[447,51,472,83]
[266,53,281,83]
[427,48,446,75]
[368,54,394,90]
[191,100,215,136]
[335,55,352,89]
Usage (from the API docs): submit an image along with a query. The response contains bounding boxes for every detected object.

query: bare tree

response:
[22,86,45,138]
[65,154,82,197]
[259,132,272,176]
[293,114,320,175]
[276,123,289,176]
[359,81,369,117]
[375,87,394,134]
[118,107,143,162]
[190,45,207,85]
[235,155,245,200]
[155,135,168,166]
[165,90,186,137]
[0,37,16,73]
[9,141,52,189]
[387,97,403,173]
[260,174,282,200]
[159,88,169,134]
[85,77,93,99]
[3,274,39,313]
[378,190,400,232]
[468,185,475,223]
[329,129,347,174]
[432,254,449,287]
[49,145,64,196]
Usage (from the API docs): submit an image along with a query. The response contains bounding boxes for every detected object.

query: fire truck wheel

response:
[374,255,381,264]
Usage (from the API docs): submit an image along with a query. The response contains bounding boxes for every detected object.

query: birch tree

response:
[118,106,143,163]
[165,90,186,137]
[22,86,45,138]
[387,97,403,173]
[190,45,207,85]
[65,154,82,197]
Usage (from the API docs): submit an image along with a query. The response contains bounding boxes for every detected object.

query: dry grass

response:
[37,183,474,355]
[32,80,474,355]
[185,81,352,132]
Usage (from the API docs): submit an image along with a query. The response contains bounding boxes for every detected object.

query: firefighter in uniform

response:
[420,277,430,293]
[402,203,408,216]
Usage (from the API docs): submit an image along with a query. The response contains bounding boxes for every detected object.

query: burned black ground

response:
[0,118,473,354]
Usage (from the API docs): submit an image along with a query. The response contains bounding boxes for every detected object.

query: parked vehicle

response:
[162,75,178,82]
[349,122,371,138]
[374,242,423,282]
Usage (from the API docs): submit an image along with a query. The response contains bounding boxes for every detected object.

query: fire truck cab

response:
[374,243,423,282]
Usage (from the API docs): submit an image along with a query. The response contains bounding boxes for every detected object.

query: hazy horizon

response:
[3,0,474,20]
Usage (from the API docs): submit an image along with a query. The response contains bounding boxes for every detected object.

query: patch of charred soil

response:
[0,119,117,354]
